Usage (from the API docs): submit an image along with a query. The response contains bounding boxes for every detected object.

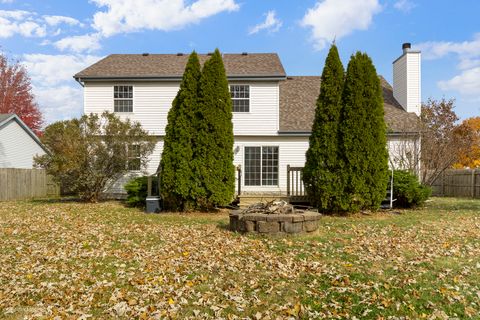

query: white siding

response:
[107,135,420,195]
[104,138,163,195]
[387,135,420,172]
[393,52,421,116]
[393,55,407,111]
[83,81,280,136]
[231,82,279,135]
[0,120,46,169]
[406,53,421,116]
[84,82,179,136]
[233,136,308,194]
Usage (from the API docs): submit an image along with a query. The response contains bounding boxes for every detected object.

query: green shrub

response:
[124,176,158,208]
[339,52,389,211]
[34,112,156,202]
[391,170,431,208]
[303,44,345,212]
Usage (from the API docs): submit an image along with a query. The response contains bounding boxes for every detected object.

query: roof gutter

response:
[73,75,287,82]
[277,131,311,136]
[278,131,422,137]
[74,76,84,87]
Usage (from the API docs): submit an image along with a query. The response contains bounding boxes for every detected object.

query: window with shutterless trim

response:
[230,85,250,112]
[114,85,133,112]
[127,144,141,171]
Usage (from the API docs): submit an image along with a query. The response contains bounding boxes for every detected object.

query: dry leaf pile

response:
[0,198,479,319]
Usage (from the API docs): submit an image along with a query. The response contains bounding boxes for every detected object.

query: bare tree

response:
[389,98,474,186]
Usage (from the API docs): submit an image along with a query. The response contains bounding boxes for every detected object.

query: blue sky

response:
[1,0,479,124]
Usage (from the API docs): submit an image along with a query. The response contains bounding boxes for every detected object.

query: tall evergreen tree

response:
[303,44,345,212]
[160,52,201,211]
[192,49,235,209]
[339,52,389,211]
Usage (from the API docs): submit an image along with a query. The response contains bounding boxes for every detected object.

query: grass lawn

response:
[0,198,479,319]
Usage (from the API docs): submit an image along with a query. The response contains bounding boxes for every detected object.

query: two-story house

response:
[74,43,421,199]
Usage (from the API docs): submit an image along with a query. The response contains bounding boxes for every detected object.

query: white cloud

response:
[43,15,83,27]
[0,10,30,19]
[22,54,103,123]
[0,0,15,3]
[301,0,382,50]
[438,67,480,96]
[54,33,102,53]
[393,0,416,12]
[22,54,102,85]
[0,10,46,38]
[0,10,82,39]
[91,0,239,37]
[248,10,282,35]
[416,33,480,60]
[33,85,85,124]
[417,34,480,98]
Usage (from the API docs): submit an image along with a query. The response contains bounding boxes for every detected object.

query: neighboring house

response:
[74,43,421,197]
[0,114,47,169]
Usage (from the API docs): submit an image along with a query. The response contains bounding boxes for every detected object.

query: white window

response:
[230,85,250,112]
[244,146,279,186]
[127,145,141,171]
[114,85,133,112]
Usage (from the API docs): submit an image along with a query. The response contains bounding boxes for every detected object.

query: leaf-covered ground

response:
[1,198,479,319]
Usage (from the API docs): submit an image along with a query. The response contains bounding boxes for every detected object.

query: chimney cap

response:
[402,43,411,50]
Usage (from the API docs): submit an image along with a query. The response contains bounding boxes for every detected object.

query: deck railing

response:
[236,166,242,196]
[286,165,307,201]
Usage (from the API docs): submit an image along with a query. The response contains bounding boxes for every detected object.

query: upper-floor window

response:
[114,85,133,113]
[230,85,250,112]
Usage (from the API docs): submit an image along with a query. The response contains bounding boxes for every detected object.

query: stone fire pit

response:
[229,201,321,234]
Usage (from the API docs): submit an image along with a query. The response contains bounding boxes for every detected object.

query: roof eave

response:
[278,130,422,136]
[74,75,287,82]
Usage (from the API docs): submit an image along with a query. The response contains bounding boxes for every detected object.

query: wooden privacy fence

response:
[0,168,60,201]
[430,169,480,198]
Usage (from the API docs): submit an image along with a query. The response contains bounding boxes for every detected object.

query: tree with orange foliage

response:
[0,51,43,135]
[453,117,480,169]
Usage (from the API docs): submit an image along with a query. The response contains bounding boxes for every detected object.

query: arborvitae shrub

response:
[303,44,345,213]
[192,49,235,209]
[159,52,201,211]
[339,52,389,211]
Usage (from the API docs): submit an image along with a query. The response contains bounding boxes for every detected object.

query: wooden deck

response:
[236,166,308,207]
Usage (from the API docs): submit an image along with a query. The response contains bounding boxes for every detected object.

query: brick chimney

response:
[392,43,421,116]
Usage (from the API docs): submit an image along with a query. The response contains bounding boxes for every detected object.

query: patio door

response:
[244,146,279,186]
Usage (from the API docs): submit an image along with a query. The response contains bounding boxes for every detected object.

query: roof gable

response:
[0,114,48,154]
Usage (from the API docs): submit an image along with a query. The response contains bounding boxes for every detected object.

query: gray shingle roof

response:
[74,53,286,79]
[279,76,421,133]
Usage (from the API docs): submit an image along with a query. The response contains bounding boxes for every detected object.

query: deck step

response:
[238,195,289,208]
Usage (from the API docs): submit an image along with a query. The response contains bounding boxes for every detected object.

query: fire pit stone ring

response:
[229,201,321,234]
